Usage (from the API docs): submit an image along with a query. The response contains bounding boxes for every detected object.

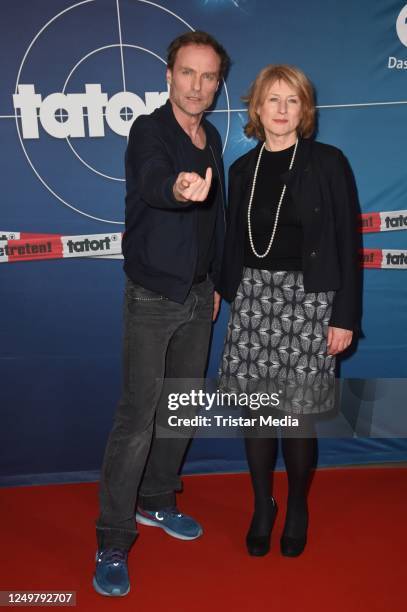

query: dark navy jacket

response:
[217,139,362,331]
[123,101,226,303]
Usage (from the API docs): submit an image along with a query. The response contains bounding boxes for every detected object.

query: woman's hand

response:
[327,326,353,355]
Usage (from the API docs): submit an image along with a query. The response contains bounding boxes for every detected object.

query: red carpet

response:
[1,468,406,611]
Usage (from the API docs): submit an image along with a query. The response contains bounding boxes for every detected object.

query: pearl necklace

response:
[247,139,298,258]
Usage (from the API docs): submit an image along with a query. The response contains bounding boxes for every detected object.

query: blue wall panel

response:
[1,0,407,484]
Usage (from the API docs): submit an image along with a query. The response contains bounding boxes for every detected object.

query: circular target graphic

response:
[14,0,230,224]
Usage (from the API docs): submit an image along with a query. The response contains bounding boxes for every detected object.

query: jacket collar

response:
[234,137,313,185]
[155,100,190,140]
[155,99,215,146]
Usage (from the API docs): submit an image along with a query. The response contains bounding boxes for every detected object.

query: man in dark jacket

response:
[94,31,229,597]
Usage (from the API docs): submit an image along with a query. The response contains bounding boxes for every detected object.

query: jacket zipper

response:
[209,144,226,227]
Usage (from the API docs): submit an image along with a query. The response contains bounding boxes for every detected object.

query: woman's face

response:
[256,79,302,142]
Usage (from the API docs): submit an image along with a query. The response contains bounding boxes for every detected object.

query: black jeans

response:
[96,277,213,550]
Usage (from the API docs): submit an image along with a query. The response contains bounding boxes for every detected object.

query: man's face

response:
[167,44,221,117]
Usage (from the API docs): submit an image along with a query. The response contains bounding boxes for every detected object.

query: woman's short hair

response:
[244,64,316,140]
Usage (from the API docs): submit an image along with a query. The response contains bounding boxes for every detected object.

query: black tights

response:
[244,433,316,537]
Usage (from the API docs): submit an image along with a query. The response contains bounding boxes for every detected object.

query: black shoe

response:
[246,497,278,557]
[280,534,307,557]
[280,500,308,557]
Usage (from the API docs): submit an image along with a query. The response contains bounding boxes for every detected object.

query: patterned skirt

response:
[218,268,336,414]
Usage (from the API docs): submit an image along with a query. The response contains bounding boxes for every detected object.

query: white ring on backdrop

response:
[14,0,231,224]
[116,0,127,94]
[62,44,167,182]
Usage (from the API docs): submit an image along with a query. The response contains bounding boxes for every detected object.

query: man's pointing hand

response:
[173,167,212,202]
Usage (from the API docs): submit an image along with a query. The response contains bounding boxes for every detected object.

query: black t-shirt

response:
[186,140,218,280]
[244,144,303,271]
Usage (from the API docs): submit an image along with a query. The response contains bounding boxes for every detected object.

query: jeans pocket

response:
[126,279,166,302]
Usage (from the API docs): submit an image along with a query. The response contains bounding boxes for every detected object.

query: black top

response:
[217,139,362,331]
[187,142,218,280]
[244,144,303,270]
[122,100,225,303]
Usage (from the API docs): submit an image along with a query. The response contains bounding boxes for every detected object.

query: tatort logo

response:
[388,4,407,69]
[385,251,407,266]
[384,214,407,229]
[65,236,116,253]
[13,84,168,139]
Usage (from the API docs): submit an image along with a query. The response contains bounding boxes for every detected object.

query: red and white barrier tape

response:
[0,232,123,263]
[359,210,407,233]
[1,230,407,268]
[361,249,407,269]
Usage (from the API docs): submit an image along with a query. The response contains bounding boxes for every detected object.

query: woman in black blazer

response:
[218,65,360,558]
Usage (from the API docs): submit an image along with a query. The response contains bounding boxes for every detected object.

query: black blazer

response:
[217,138,361,331]
[123,101,226,303]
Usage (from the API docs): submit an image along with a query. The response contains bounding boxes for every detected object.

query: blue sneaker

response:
[136,507,203,540]
[93,549,130,597]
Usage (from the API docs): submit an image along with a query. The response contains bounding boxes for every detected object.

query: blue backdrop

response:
[2,0,407,485]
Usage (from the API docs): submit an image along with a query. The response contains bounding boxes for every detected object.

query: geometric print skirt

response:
[218,268,336,414]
